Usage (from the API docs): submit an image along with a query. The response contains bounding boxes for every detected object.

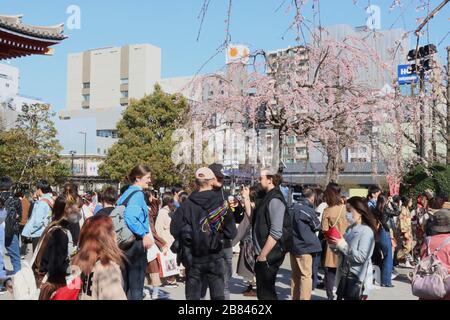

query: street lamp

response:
[78,131,87,178]
[69,150,76,176]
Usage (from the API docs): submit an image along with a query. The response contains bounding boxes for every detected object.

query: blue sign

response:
[398,64,418,85]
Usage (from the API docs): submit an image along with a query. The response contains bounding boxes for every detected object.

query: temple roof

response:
[0,14,67,41]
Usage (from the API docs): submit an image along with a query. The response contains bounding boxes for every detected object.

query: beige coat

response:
[155,206,175,248]
[321,204,349,268]
[79,261,127,300]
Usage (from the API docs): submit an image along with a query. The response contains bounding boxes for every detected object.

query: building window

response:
[83,82,90,89]
[121,78,129,85]
[82,94,90,102]
[121,91,128,98]
[296,147,307,155]
[97,130,118,139]
[97,148,101,154]
[121,103,128,107]
[287,136,296,145]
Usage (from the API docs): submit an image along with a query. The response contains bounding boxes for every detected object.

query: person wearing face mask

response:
[328,197,378,300]
[33,194,82,300]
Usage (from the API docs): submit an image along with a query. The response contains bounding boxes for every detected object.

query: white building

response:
[57,44,200,176]
[0,63,45,130]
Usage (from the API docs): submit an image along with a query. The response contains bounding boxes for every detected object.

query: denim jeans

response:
[324,267,337,300]
[0,223,6,280]
[122,240,147,300]
[379,229,393,286]
[223,247,233,300]
[5,234,21,274]
[312,253,321,289]
[187,258,225,300]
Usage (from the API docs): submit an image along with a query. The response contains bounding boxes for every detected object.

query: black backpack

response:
[262,197,294,259]
[1,193,21,241]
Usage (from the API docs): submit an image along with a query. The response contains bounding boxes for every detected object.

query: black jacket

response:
[290,198,322,255]
[376,203,400,232]
[171,190,237,264]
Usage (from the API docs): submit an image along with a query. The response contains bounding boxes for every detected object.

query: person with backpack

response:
[0,177,22,276]
[412,209,450,300]
[35,194,82,300]
[289,188,322,300]
[170,167,237,300]
[22,180,53,252]
[327,197,378,300]
[116,165,154,300]
[321,182,348,300]
[70,215,127,300]
[242,168,291,300]
[203,163,243,300]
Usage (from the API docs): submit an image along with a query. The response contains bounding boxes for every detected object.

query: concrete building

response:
[65,44,161,111]
[57,44,202,177]
[0,63,45,130]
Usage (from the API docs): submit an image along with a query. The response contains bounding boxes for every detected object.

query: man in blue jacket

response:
[290,188,322,300]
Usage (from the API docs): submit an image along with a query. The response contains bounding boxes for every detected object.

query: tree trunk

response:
[325,147,341,184]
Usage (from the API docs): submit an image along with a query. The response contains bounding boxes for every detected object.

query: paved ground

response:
[1,249,416,301]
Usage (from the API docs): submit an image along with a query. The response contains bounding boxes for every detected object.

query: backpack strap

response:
[120,190,143,207]
[425,237,432,256]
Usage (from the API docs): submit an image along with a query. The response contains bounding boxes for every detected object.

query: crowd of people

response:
[0,165,449,300]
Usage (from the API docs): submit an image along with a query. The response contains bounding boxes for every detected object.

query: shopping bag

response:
[147,244,159,262]
[158,251,180,278]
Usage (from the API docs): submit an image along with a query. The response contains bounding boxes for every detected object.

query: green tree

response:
[0,103,69,185]
[99,84,193,187]
[401,164,450,199]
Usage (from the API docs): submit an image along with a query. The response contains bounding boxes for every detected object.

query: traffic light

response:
[407,44,437,61]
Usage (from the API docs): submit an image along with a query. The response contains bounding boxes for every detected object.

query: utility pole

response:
[419,68,426,160]
[447,46,450,165]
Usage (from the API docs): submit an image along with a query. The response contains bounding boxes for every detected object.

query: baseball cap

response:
[209,163,225,179]
[195,167,216,180]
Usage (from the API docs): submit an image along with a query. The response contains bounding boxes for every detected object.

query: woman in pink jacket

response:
[420,209,450,300]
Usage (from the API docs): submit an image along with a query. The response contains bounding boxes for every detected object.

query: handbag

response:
[50,277,82,300]
[337,272,363,300]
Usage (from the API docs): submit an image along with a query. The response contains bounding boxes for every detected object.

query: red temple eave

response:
[0,14,67,60]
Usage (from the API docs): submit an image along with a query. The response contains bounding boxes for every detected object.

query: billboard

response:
[226,45,250,65]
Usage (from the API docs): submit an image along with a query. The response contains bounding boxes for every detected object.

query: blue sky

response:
[2,0,449,111]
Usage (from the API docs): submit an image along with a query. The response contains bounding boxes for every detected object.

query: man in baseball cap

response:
[170,166,237,300]
[209,163,225,180]
[195,167,216,181]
